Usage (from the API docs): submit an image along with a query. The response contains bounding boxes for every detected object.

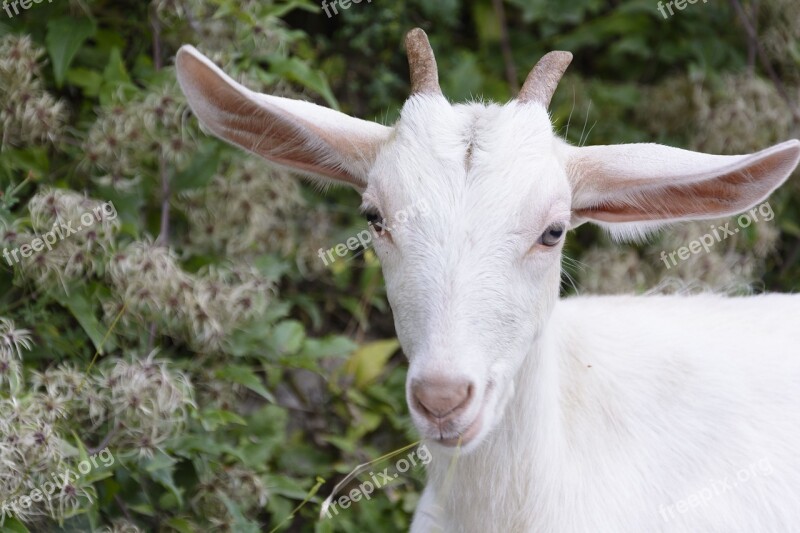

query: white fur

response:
[414,294,800,532]
[175,45,800,532]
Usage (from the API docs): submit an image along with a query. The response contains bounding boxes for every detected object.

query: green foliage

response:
[1,0,798,531]
[46,16,97,87]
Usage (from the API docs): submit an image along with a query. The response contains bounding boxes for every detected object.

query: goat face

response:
[366,96,569,451]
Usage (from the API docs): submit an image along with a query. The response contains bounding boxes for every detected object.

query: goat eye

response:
[539,223,566,247]
[365,209,390,236]
[364,209,383,226]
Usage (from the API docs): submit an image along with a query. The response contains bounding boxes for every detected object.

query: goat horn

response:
[518,51,573,107]
[405,28,442,96]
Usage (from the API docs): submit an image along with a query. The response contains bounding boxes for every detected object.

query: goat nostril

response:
[411,378,473,420]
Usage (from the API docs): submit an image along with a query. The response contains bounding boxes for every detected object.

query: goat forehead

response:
[370,98,565,235]
[390,97,553,170]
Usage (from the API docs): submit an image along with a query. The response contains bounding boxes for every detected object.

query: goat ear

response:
[175,45,391,190]
[562,140,800,233]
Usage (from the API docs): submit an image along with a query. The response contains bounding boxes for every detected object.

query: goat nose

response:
[411,377,473,422]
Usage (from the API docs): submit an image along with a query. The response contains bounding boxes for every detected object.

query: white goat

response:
[176,29,800,533]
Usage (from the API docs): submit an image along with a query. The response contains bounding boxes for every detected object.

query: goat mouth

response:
[435,410,483,447]
[432,381,494,447]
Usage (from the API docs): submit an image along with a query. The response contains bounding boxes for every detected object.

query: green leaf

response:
[172,434,246,463]
[1,517,31,533]
[237,405,288,467]
[299,335,356,360]
[65,67,104,96]
[321,434,357,453]
[261,0,317,18]
[218,493,261,533]
[227,309,297,358]
[54,286,115,355]
[129,503,156,517]
[46,17,97,87]
[163,517,197,533]
[172,143,222,192]
[781,218,800,237]
[199,408,248,431]
[264,474,318,501]
[254,254,292,281]
[142,451,183,507]
[99,48,135,105]
[270,320,306,356]
[345,339,400,388]
[103,48,130,85]
[216,364,275,403]
[0,146,50,174]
